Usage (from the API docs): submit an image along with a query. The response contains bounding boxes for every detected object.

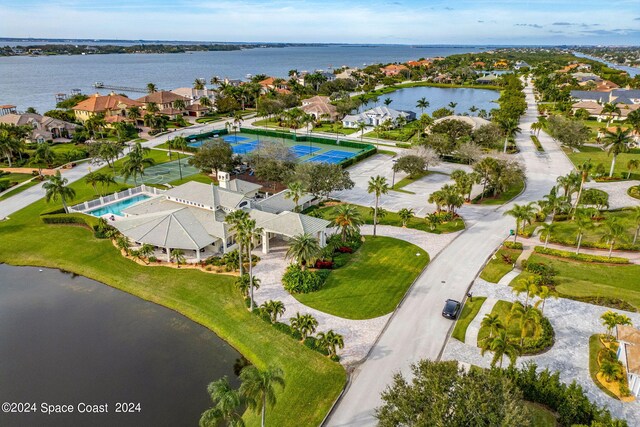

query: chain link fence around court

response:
[114,158,200,185]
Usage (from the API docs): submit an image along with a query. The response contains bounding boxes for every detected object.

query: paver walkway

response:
[585,180,640,210]
[251,225,461,366]
[463,297,497,345]
[442,278,640,422]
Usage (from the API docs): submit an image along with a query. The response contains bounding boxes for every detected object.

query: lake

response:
[369,85,498,115]
[0,45,489,113]
[0,264,243,427]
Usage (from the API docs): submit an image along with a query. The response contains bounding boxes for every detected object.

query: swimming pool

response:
[88,195,150,217]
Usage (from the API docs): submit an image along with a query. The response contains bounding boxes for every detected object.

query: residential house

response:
[342,106,415,128]
[476,74,500,84]
[406,59,432,68]
[493,60,509,69]
[258,77,291,94]
[557,62,591,73]
[471,61,486,69]
[513,60,531,70]
[380,64,408,77]
[616,325,640,397]
[0,105,17,116]
[0,113,77,142]
[300,96,339,121]
[72,93,144,123]
[136,91,190,115]
[104,176,329,261]
[171,87,217,106]
[570,89,640,120]
[335,67,358,79]
[571,72,602,83]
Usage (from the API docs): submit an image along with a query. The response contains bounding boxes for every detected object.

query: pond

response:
[368,86,498,116]
[0,264,243,427]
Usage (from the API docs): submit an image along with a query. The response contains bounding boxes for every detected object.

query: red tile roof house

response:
[380,64,408,77]
[300,96,339,121]
[136,91,190,112]
[258,77,291,94]
[72,93,144,124]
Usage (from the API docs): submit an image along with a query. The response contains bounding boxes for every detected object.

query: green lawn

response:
[589,334,619,399]
[479,245,523,283]
[512,253,640,311]
[472,178,525,205]
[168,173,214,186]
[545,209,640,251]
[305,202,465,234]
[0,174,345,426]
[312,123,358,135]
[1,172,34,184]
[566,146,640,180]
[0,179,40,202]
[452,297,487,342]
[294,236,429,319]
[392,171,446,193]
[525,402,558,427]
[364,121,422,142]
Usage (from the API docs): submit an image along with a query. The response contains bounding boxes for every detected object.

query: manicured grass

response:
[312,123,358,135]
[589,334,619,399]
[1,172,34,184]
[566,146,640,180]
[545,209,640,251]
[513,253,640,311]
[452,297,487,342]
[0,179,40,202]
[391,170,442,192]
[472,178,525,205]
[530,135,544,151]
[293,236,429,320]
[168,173,214,186]
[377,149,397,157]
[305,202,465,234]
[479,245,523,283]
[0,177,345,426]
[364,121,423,142]
[525,402,558,427]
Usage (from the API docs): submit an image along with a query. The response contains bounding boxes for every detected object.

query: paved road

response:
[326,79,576,426]
[0,122,225,220]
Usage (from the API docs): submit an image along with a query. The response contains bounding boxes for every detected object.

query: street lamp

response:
[391,159,398,187]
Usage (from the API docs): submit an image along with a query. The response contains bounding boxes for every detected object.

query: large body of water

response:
[0,45,488,113]
[572,51,640,77]
[373,85,498,115]
[0,264,242,427]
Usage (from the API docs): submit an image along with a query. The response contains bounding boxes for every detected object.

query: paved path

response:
[327,78,576,426]
[442,278,640,422]
[463,297,496,345]
[497,269,521,286]
[251,225,460,365]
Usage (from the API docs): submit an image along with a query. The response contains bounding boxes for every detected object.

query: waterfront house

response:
[301,96,339,121]
[0,113,77,142]
[616,325,640,397]
[570,89,640,120]
[0,105,17,116]
[258,77,291,94]
[72,93,144,123]
[380,64,408,77]
[476,74,500,84]
[571,72,602,83]
[406,59,432,68]
[99,174,329,262]
[171,87,217,106]
[136,91,189,112]
[342,106,415,128]
[335,67,358,79]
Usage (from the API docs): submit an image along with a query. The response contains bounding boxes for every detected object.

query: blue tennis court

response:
[224,135,250,143]
[305,149,356,164]
[188,140,204,148]
[290,145,321,157]
[232,142,260,155]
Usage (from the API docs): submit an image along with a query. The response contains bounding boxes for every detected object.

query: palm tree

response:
[226,210,250,276]
[242,218,263,311]
[508,301,541,345]
[574,211,593,254]
[481,313,504,340]
[285,233,320,270]
[498,117,521,153]
[503,202,536,243]
[261,300,285,323]
[138,243,155,264]
[356,121,368,141]
[600,310,632,338]
[534,285,557,315]
[330,204,363,243]
[367,175,390,237]
[127,106,141,122]
[416,97,429,115]
[600,360,623,383]
[199,96,213,109]
[512,276,539,308]
[168,136,188,180]
[383,97,392,106]
[572,158,593,217]
[481,329,520,368]
[193,78,205,90]
[97,173,117,196]
[556,173,580,203]
[626,159,640,180]
[31,142,55,177]
[317,330,344,358]
[173,99,186,111]
[121,142,155,185]
[631,206,640,245]
[530,121,543,136]
[469,105,478,114]
[146,82,157,93]
[289,312,318,341]
[397,208,414,227]
[200,376,245,427]
[540,222,558,249]
[115,235,131,255]
[600,217,626,258]
[235,274,261,298]
[43,171,76,213]
[170,248,186,267]
[284,182,305,212]
[601,102,621,126]
[239,366,285,427]
[602,127,632,178]
[448,101,458,111]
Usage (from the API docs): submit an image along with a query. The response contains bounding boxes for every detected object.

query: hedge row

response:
[547,236,639,251]
[534,246,630,264]
[503,241,523,250]
[41,214,88,226]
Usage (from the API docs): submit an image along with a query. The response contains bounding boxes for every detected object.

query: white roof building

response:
[342,106,416,128]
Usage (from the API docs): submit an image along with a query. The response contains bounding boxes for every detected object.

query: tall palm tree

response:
[226,210,250,276]
[503,202,536,243]
[540,222,558,249]
[481,329,520,368]
[168,136,188,180]
[512,276,539,308]
[572,158,593,217]
[284,182,305,212]
[193,78,205,90]
[121,142,155,185]
[367,175,390,237]
[285,233,320,270]
[602,127,632,178]
[239,366,285,427]
[289,312,318,341]
[235,274,261,299]
[601,102,621,126]
[600,217,626,258]
[84,171,102,195]
[508,301,541,346]
[383,98,392,106]
[481,313,504,340]
[416,97,429,115]
[534,285,557,315]
[498,117,521,153]
[127,106,141,122]
[260,300,285,323]
[448,101,458,111]
[199,96,213,109]
[242,218,263,311]
[43,171,76,213]
[317,330,344,358]
[330,204,363,243]
[200,376,245,427]
[97,173,117,196]
[356,121,368,141]
[574,210,593,255]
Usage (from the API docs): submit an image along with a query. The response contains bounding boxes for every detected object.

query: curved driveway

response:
[327,80,576,426]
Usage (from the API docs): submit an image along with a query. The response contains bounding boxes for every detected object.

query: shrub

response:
[522,260,556,286]
[282,264,329,293]
[629,185,640,200]
[337,246,353,254]
[503,241,523,250]
[41,215,88,226]
[534,246,629,264]
[521,316,554,355]
[0,179,11,192]
[148,256,157,263]
[314,260,334,269]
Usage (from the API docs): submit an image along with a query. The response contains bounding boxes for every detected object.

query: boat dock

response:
[92,82,148,93]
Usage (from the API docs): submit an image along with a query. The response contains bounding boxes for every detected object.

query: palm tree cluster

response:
[84,170,116,195]
[0,123,29,167]
[503,202,537,243]
[289,312,344,357]
[121,142,155,185]
[200,365,285,427]
[226,210,263,311]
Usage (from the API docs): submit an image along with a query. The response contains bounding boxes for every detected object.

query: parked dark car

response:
[442,299,461,319]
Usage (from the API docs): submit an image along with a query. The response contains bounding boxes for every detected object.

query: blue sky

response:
[1,0,639,44]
